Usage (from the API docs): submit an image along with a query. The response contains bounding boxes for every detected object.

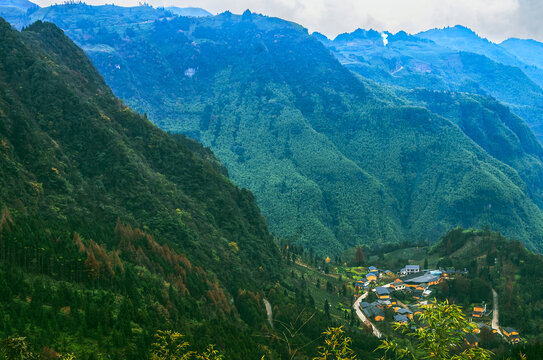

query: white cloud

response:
[31,0,543,42]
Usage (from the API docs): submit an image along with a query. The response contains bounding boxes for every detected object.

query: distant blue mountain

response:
[417,25,543,88]
[0,0,37,9]
[0,0,38,28]
[320,26,543,142]
[311,31,329,43]
[334,28,382,42]
[165,7,212,17]
[501,38,543,71]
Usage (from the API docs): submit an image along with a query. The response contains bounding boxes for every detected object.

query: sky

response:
[31,0,543,42]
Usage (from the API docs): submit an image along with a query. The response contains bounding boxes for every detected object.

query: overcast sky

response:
[32,0,543,42]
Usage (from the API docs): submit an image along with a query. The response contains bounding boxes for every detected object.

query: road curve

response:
[353,292,382,338]
[263,298,274,329]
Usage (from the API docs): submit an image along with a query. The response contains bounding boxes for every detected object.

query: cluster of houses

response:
[469,304,522,344]
[356,264,447,300]
[354,263,523,345]
[355,266,394,289]
[469,323,521,345]
[359,290,424,325]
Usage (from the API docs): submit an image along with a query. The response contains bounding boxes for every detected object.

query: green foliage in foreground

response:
[0,307,500,360]
[377,301,493,360]
[149,330,223,360]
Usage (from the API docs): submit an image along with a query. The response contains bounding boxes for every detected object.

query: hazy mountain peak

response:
[417,24,487,42]
[164,6,212,17]
[501,37,543,70]
[311,31,330,42]
[0,0,37,9]
[334,28,382,42]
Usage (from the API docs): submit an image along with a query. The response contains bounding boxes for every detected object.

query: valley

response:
[6,4,543,254]
[0,1,542,359]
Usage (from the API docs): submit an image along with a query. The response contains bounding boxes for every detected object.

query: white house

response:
[400,265,420,276]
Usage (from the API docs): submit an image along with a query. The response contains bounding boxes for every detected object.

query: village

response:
[350,264,523,345]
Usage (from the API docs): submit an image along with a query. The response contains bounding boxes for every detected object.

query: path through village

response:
[353,292,382,338]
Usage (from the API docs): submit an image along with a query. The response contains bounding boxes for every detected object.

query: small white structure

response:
[400,265,420,276]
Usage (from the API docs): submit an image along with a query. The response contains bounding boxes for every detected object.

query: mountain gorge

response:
[13,5,543,253]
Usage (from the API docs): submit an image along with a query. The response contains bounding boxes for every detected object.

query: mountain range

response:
[1,2,543,357]
[318,26,543,141]
[5,5,543,254]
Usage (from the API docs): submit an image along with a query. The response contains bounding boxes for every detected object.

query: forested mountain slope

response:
[0,18,282,359]
[18,5,543,254]
[320,28,543,141]
[501,37,543,72]
[417,26,543,89]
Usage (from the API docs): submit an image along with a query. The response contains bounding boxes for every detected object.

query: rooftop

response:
[363,304,384,318]
[404,273,440,284]
[375,287,390,295]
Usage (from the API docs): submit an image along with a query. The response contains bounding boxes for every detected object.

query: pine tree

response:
[354,246,365,266]
[324,299,330,319]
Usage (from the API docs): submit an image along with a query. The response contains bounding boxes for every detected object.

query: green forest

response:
[0,18,281,358]
[21,5,543,254]
[1,3,543,359]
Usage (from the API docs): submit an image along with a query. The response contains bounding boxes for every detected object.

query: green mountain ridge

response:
[416,25,543,89]
[18,6,543,253]
[430,228,543,339]
[319,28,543,141]
[501,38,543,71]
[0,17,282,358]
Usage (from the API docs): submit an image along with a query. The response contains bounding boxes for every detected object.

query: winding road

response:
[353,292,382,338]
[491,289,503,336]
[263,298,274,329]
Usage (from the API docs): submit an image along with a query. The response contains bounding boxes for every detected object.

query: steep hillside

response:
[20,5,543,254]
[0,18,282,359]
[501,38,543,71]
[417,25,543,89]
[0,0,38,28]
[320,28,543,141]
[394,88,543,206]
[429,228,543,340]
